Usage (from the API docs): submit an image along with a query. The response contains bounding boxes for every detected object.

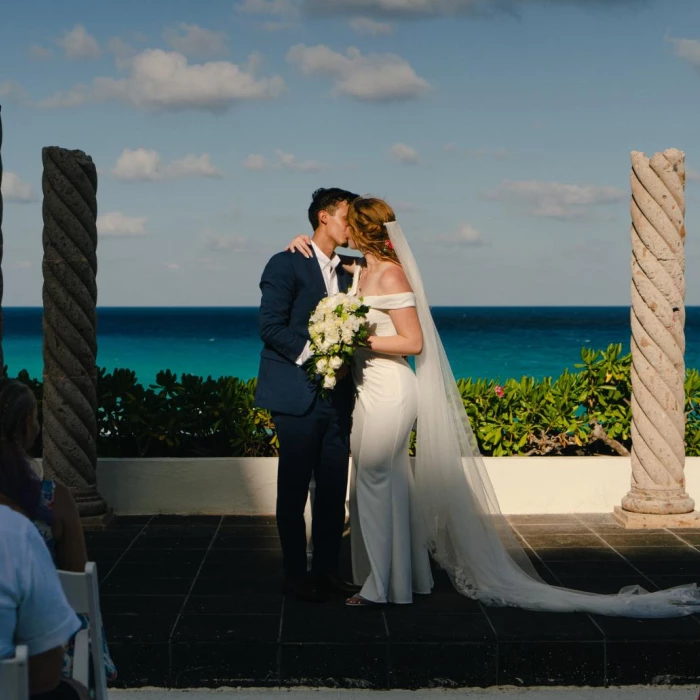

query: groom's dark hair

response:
[308,187,359,230]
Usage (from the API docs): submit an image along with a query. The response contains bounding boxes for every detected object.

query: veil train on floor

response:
[387,220,700,618]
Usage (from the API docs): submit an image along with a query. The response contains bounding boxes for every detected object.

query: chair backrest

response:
[58,562,107,700]
[0,645,29,700]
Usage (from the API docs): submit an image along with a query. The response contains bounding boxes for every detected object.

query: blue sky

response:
[1,0,699,306]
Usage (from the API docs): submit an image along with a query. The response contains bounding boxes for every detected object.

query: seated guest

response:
[0,379,117,688]
[0,502,86,698]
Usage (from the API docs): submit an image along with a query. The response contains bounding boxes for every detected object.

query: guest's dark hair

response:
[308,187,359,230]
[0,380,40,519]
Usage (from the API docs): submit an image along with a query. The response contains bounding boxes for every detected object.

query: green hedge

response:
[17,343,700,459]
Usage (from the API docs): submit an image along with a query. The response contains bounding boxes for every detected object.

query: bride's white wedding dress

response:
[348,268,433,603]
[345,220,700,617]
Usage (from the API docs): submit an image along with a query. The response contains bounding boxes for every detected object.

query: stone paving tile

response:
[497,641,605,686]
[601,533,689,548]
[390,642,497,688]
[512,523,593,535]
[507,514,580,524]
[94,514,700,689]
[521,534,607,549]
[535,547,625,563]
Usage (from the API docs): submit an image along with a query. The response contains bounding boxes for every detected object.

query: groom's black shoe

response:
[282,576,330,603]
[312,573,361,597]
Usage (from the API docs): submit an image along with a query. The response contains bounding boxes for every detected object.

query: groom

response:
[255,187,360,602]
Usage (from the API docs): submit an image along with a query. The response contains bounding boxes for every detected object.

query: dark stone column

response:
[41,146,110,526]
[0,106,5,376]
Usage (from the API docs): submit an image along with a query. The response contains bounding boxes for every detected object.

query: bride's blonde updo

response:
[347,197,399,264]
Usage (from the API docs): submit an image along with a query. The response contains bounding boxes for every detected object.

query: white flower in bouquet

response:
[306,292,371,397]
[323,374,337,390]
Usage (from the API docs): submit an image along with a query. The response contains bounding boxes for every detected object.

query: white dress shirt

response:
[296,241,340,365]
[0,505,81,660]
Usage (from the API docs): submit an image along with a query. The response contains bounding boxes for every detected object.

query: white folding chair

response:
[58,562,107,700]
[0,645,29,700]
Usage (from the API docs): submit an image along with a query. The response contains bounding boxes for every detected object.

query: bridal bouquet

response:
[307,293,370,395]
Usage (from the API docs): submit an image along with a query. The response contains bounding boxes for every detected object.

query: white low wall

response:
[95,456,700,515]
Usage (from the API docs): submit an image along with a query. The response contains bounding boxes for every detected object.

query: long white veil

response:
[386,220,700,617]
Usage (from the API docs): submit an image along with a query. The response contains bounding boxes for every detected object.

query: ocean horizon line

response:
[1,306,697,384]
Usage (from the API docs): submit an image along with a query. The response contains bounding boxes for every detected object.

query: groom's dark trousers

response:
[255,250,354,581]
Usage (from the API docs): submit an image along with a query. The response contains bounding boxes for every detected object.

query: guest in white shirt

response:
[0,504,81,697]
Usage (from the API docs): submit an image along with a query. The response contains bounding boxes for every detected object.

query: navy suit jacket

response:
[254,250,352,416]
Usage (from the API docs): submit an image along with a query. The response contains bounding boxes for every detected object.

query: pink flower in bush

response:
[494,385,505,398]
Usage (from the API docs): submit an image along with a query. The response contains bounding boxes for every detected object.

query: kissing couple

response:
[255,187,700,616]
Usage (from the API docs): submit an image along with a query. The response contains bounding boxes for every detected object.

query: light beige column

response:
[615,148,699,528]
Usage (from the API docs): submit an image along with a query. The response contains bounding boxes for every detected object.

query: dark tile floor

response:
[91,513,700,689]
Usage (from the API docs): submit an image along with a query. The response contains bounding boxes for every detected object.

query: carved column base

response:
[614,506,700,529]
[620,487,695,515]
[71,484,110,518]
[80,510,114,531]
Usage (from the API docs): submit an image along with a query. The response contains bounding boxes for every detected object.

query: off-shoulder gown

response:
[348,267,433,604]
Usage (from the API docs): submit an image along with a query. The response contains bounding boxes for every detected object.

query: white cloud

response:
[389,143,419,164]
[243,150,325,171]
[287,44,429,101]
[29,44,53,60]
[97,212,148,237]
[668,35,700,69]
[1,172,36,202]
[433,224,487,247]
[164,23,228,58]
[56,24,101,59]
[301,0,644,18]
[274,149,325,172]
[236,0,297,15]
[487,179,625,221]
[40,49,285,113]
[243,154,268,170]
[204,233,249,252]
[39,87,88,109]
[165,262,181,271]
[349,17,394,35]
[0,81,29,104]
[107,37,138,66]
[112,148,223,181]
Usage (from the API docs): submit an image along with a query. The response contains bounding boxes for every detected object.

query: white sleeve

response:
[296,340,313,366]
[16,522,81,657]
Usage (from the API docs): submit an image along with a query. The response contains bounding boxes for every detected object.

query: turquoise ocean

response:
[5,307,700,386]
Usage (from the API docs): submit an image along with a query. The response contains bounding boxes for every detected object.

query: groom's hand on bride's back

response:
[286,234,313,258]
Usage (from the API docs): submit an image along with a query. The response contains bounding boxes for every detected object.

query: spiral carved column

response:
[614,148,699,528]
[0,105,5,376]
[41,147,110,524]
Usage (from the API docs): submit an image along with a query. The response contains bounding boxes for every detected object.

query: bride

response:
[287,196,700,617]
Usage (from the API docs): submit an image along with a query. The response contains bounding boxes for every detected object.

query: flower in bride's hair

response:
[385,239,394,251]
